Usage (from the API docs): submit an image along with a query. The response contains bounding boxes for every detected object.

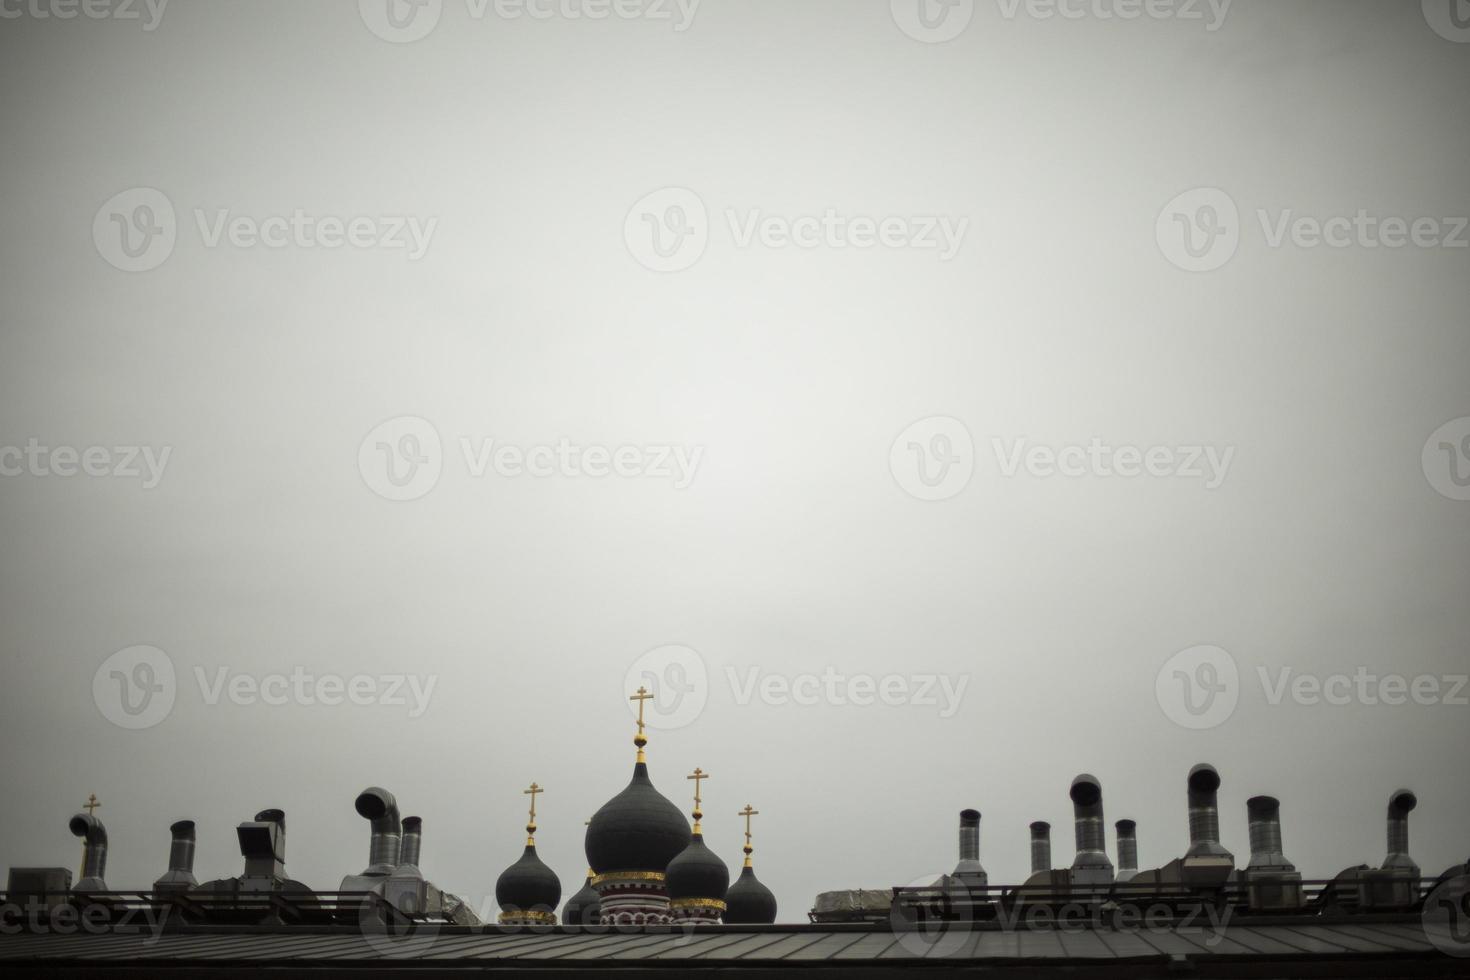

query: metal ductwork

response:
[1242,795,1302,910]
[1181,764,1233,885]
[353,787,402,877]
[237,808,287,882]
[1245,796,1293,871]
[1382,789,1419,875]
[1068,774,1113,884]
[1029,821,1051,875]
[397,816,424,878]
[154,820,198,891]
[1115,820,1138,883]
[68,813,108,892]
[951,809,986,883]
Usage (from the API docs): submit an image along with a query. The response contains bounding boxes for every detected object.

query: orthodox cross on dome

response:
[738,804,759,867]
[687,768,709,833]
[629,686,654,762]
[523,782,543,845]
[78,793,101,879]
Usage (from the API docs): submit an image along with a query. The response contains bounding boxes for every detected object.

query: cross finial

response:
[629,686,654,762]
[687,768,709,833]
[522,782,543,845]
[83,794,101,816]
[738,804,759,867]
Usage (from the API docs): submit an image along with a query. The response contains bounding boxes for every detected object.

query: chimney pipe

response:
[354,787,402,876]
[155,820,198,890]
[1383,789,1418,874]
[238,808,287,880]
[1245,796,1293,871]
[1069,774,1113,882]
[1029,821,1051,875]
[1115,820,1138,882]
[68,813,108,891]
[1185,763,1231,859]
[952,809,986,881]
[397,816,423,877]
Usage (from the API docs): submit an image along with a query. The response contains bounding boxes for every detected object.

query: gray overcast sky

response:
[0,0,1467,921]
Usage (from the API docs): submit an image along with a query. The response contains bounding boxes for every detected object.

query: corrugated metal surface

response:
[0,921,1446,964]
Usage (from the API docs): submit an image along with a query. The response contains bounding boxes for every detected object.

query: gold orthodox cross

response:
[687,768,708,832]
[78,794,100,879]
[738,804,759,867]
[83,794,101,816]
[630,686,653,761]
[523,782,542,844]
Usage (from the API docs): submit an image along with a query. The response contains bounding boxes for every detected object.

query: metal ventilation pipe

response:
[1069,774,1113,879]
[1245,796,1293,870]
[1029,821,1051,875]
[1383,789,1419,873]
[354,787,402,876]
[155,820,199,889]
[239,808,287,880]
[68,813,108,890]
[398,816,423,876]
[1185,764,1231,859]
[953,809,985,878]
[1115,820,1138,881]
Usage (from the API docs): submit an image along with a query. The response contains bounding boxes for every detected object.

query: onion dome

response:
[722,803,777,924]
[724,866,777,924]
[495,783,561,924]
[562,871,601,925]
[585,692,689,875]
[666,768,729,918]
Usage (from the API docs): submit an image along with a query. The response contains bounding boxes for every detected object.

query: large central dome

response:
[585,762,690,875]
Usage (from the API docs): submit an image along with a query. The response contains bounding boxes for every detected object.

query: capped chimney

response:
[237,808,287,883]
[1242,795,1301,910]
[1068,774,1113,885]
[1029,821,1051,875]
[1115,820,1138,883]
[397,816,424,878]
[353,787,402,877]
[1181,764,1233,885]
[68,813,108,893]
[1245,796,1293,871]
[154,820,198,891]
[1382,789,1419,875]
[952,809,987,883]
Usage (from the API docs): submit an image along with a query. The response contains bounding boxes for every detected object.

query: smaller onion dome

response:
[667,769,729,907]
[495,783,561,923]
[562,870,601,925]
[723,865,777,924]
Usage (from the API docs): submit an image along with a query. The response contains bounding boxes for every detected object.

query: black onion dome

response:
[495,845,561,915]
[723,865,777,923]
[585,762,690,874]
[666,833,730,902]
[562,874,601,925]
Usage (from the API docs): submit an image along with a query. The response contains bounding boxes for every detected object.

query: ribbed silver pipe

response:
[168,820,196,875]
[1069,774,1112,876]
[1029,821,1051,875]
[953,809,984,877]
[1383,789,1418,873]
[1115,820,1138,878]
[354,787,402,876]
[1185,763,1230,859]
[399,816,423,871]
[68,813,108,885]
[1245,796,1293,870]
